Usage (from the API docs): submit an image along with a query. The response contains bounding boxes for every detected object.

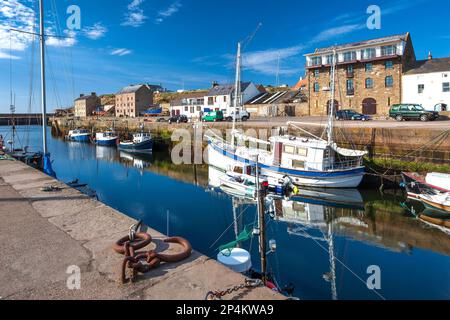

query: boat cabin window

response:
[233,166,243,174]
[292,160,305,169]
[296,147,308,157]
[284,145,295,154]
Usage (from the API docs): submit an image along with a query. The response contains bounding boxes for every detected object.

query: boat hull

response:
[118,139,153,153]
[208,143,365,188]
[420,196,450,213]
[68,134,91,142]
[96,138,118,146]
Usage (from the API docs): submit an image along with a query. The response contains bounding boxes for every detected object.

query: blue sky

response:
[1,0,449,112]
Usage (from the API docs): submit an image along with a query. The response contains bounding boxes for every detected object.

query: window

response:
[296,147,308,157]
[208,97,213,105]
[224,96,227,102]
[343,51,356,62]
[385,76,394,87]
[311,56,322,66]
[190,107,195,114]
[365,63,373,72]
[385,61,394,69]
[346,79,354,95]
[326,54,335,65]
[361,48,376,59]
[314,82,320,92]
[292,160,305,169]
[314,69,320,77]
[418,84,425,94]
[443,82,450,92]
[365,78,374,89]
[196,106,201,112]
[284,145,295,154]
[184,106,188,112]
[381,45,397,56]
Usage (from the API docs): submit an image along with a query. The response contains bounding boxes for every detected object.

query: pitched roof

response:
[309,33,409,55]
[246,90,306,105]
[117,84,147,95]
[206,82,252,96]
[404,58,450,75]
[293,78,307,90]
[75,93,98,101]
[170,91,207,106]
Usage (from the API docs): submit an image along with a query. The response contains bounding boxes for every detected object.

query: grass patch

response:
[365,157,450,174]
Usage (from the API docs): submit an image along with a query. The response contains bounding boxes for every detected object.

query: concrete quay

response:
[0,160,282,300]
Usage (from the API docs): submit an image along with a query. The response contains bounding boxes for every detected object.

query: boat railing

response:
[322,158,363,171]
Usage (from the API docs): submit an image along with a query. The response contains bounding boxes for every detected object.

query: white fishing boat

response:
[207,44,366,188]
[67,129,91,142]
[219,175,257,198]
[95,130,118,146]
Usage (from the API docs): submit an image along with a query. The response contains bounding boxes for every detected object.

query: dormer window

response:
[381,45,397,56]
[343,51,356,62]
[361,48,376,59]
[311,57,322,66]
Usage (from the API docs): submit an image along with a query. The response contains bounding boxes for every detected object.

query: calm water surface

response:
[2,126,450,300]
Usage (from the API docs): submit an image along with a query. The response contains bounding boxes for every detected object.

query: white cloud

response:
[155,1,182,24]
[84,23,107,40]
[46,29,77,47]
[0,51,20,60]
[122,0,147,27]
[310,24,365,44]
[110,48,132,56]
[0,0,36,58]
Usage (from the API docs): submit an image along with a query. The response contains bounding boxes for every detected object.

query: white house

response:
[204,82,262,115]
[402,56,450,111]
[169,91,206,118]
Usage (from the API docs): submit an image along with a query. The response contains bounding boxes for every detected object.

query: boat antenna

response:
[327,48,337,146]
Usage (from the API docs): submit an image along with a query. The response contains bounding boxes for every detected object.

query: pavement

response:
[0,160,282,300]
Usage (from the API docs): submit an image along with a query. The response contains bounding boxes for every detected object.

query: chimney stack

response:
[91,92,96,96]
[428,51,433,60]
[79,94,84,98]
[212,81,219,88]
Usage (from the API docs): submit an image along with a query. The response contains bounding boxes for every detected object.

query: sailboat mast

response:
[327,49,337,145]
[39,0,48,154]
[231,42,242,147]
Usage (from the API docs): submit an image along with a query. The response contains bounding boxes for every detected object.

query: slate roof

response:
[117,84,146,95]
[246,90,306,105]
[308,33,409,55]
[404,58,450,75]
[206,82,251,96]
[170,91,207,106]
[75,94,98,101]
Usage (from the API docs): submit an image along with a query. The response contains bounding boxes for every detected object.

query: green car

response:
[202,111,224,122]
[389,104,439,122]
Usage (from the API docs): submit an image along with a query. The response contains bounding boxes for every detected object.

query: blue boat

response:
[119,132,153,153]
[95,131,118,146]
[67,129,91,142]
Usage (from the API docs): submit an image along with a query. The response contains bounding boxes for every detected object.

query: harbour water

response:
[2,126,450,300]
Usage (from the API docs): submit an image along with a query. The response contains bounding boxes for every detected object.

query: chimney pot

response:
[80,94,84,97]
[91,92,96,96]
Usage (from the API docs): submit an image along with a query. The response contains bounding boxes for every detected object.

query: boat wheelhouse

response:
[95,131,118,146]
[67,129,91,142]
[119,132,153,154]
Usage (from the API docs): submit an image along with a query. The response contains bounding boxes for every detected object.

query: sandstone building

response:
[115,84,154,118]
[74,92,101,117]
[305,33,416,116]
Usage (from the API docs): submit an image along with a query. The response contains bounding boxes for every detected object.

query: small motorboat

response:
[67,129,91,142]
[94,130,118,146]
[219,175,257,198]
[118,132,153,154]
[418,193,450,213]
[402,172,450,199]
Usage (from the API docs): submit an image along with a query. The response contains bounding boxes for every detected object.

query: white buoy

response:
[217,248,252,273]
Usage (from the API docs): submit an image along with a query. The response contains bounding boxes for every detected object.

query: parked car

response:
[168,115,188,124]
[335,110,371,121]
[389,104,439,122]
[202,111,224,122]
[224,110,251,122]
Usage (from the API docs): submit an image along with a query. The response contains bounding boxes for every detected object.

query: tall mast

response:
[327,49,337,146]
[231,42,241,147]
[39,0,48,154]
